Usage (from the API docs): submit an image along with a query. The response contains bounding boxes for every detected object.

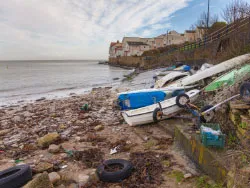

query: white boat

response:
[175,54,250,87]
[154,71,190,89]
[121,89,200,126]
[155,65,190,77]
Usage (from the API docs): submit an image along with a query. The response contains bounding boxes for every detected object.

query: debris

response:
[72,148,104,168]
[110,146,118,155]
[60,165,68,169]
[184,173,192,179]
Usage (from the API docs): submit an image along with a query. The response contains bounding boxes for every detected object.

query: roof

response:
[185,30,196,33]
[110,42,117,47]
[127,41,148,46]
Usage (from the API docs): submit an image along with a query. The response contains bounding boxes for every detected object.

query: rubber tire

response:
[176,93,190,108]
[153,107,163,123]
[240,82,250,102]
[97,159,133,183]
[200,105,214,123]
[0,165,32,188]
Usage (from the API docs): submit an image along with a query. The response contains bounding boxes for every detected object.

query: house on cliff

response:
[123,41,150,56]
[160,30,185,46]
[184,30,196,42]
[109,41,123,58]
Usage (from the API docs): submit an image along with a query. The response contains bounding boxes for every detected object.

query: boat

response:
[204,64,250,92]
[121,89,200,126]
[154,71,190,89]
[118,90,167,110]
[154,65,190,77]
[117,83,197,110]
[174,54,250,87]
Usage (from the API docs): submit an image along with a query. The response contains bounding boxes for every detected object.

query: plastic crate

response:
[200,123,225,148]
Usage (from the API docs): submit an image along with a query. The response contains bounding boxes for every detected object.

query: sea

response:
[0,60,134,106]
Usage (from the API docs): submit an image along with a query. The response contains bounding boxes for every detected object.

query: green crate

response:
[200,123,225,148]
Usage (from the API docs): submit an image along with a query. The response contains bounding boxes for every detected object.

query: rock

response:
[0,129,11,136]
[184,173,192,179]
[78,174,89,187]
[33,162,54,173]
[37,132,60,148]
[94,125,104,131]
[48,172,61,184]
[48,144,60,153]
[36,97,46,102]
[23,172,53,188]
[57,185,66,188]
[67,183,78,188]
[98,107,106,113]
[13,115,23,123]
[23,111,33,117]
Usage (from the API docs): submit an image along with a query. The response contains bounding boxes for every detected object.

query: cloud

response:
[0,0,192,60]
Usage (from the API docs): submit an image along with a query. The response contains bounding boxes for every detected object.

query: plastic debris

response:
[110,146,119,155]
[15,159,24,164]
[80,104,89,111]
[60,165,68,169]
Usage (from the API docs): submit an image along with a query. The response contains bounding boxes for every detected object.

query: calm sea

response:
[0,60,131,106]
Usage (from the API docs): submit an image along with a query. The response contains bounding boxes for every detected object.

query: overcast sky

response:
[0,0,249,60]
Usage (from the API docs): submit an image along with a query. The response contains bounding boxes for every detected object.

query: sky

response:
[0,0,249,60]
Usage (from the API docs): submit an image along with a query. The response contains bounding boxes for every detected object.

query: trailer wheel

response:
[240,82,250,103]
[176,94,190,108]
[153,107,163,122]
[200,105,215,123]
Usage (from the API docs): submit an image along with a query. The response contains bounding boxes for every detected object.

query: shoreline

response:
[0,86,201,187]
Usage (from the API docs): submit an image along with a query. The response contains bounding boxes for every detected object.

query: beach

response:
[0,82,201,187]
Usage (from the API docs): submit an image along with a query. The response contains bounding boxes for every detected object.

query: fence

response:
[157,16,250,56]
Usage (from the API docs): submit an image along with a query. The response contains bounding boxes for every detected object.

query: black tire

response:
[97,159,133,183]
[240,82,250,102]
[0,165,32,188]
[153,107,163,123]
[200,105,215,123]
[176,94,190,108]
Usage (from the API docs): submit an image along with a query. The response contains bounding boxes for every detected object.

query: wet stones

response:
[37,132,60,148]
[33,162,54,173]
[48,144,60,154]
[23,172,53,188]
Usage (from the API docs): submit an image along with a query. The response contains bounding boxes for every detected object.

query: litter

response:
[110,146,119,155]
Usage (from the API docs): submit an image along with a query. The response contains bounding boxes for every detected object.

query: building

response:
[123,41,150,56]
[109,41,123,58]
[184,30,196,42]
[161,30,185,46]
[195,27,207,41]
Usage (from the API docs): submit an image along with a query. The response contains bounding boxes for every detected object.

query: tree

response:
[195,11,219,28]
[222,0,250,24]
[208,22,227,34]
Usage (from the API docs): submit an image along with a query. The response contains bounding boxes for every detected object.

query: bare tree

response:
[195,11,219,28]
[222,0,250,24]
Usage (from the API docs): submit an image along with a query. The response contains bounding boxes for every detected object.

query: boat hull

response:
[121,89,200,126]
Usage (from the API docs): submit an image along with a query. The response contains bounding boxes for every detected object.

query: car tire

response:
[0,165,32,188]
[97,159,133,183]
